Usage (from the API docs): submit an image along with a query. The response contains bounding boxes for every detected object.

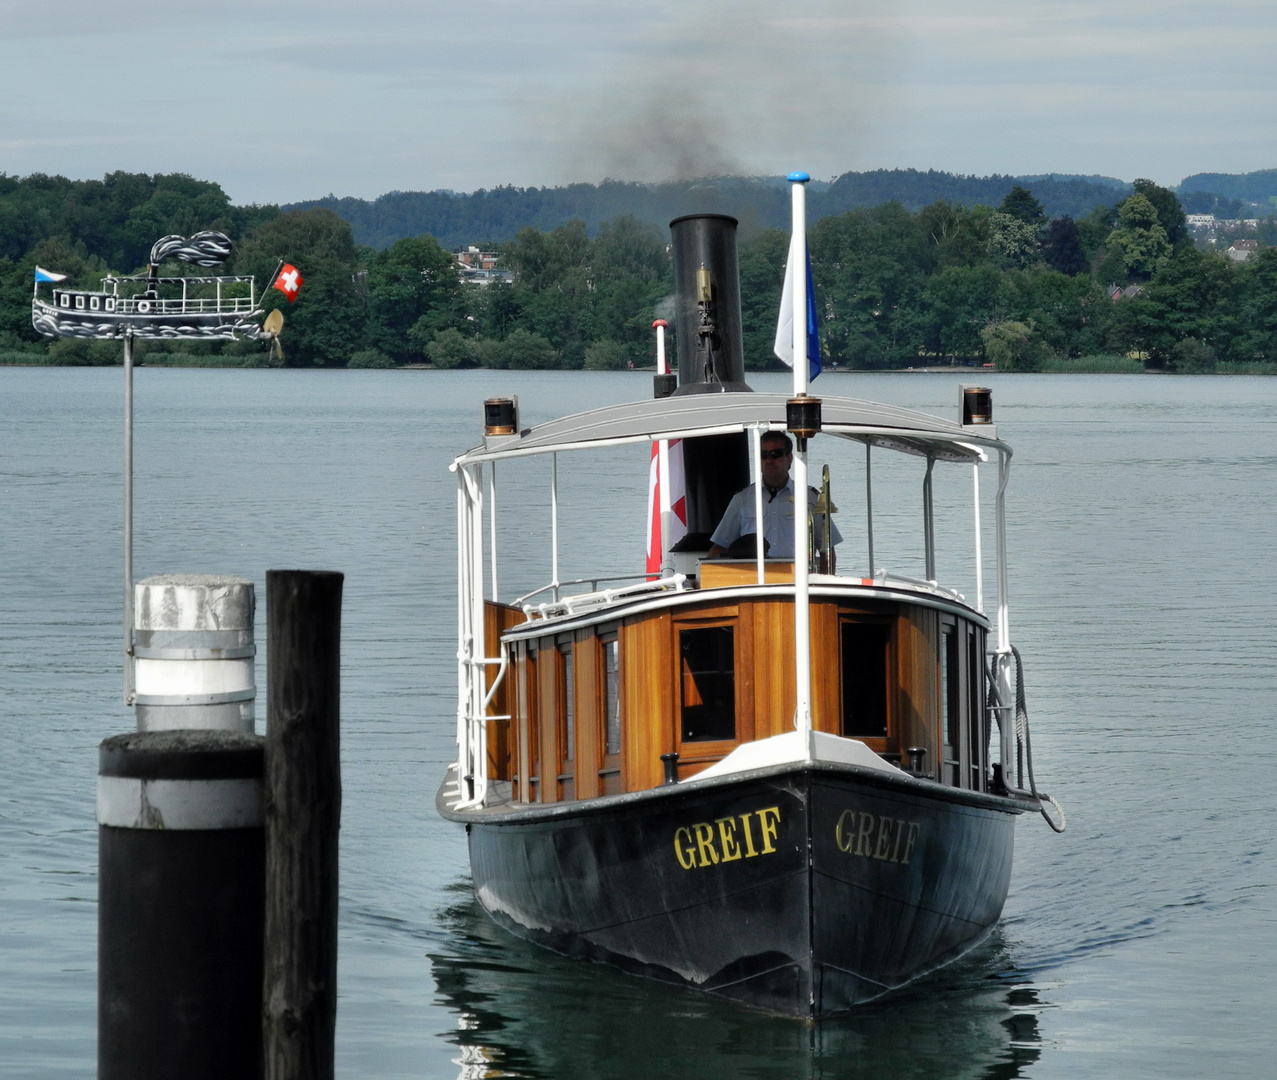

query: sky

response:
[2,0,1275,205]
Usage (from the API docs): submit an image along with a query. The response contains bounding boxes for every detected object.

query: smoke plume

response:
[534,0,899,184]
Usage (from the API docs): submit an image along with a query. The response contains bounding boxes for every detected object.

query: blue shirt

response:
[709,478,842,560]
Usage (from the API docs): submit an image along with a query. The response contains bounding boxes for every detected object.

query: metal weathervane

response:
[31,232,300,703]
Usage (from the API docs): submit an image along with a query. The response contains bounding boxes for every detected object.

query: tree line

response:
[4,170,1277,372]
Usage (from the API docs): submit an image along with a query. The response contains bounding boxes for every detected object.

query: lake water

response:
[2,367,1275,1079]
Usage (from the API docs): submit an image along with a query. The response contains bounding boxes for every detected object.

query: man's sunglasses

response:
[760,448,789,460]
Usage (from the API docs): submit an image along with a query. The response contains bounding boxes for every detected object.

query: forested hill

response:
[287,170,1132,249]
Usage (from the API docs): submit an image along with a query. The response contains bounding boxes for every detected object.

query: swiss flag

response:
[272,263,304,303]
[645,438,687,577]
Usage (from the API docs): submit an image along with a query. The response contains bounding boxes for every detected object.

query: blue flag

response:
[772,242,820,381]
[34,266,67,283]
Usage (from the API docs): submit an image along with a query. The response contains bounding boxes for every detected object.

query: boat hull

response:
[457,764,1024,1016]
[32,299,262,341]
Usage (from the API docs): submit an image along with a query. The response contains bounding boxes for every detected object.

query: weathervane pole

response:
[788,171,813,742]
[123,330,135,706]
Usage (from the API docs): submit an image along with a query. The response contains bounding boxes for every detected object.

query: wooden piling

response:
[263,570,343,1080]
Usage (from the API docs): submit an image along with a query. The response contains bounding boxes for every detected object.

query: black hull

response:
[448,764,1027,1017]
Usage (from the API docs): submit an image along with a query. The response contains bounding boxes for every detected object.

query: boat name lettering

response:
[834,809,920,864]
[673,806,781,870]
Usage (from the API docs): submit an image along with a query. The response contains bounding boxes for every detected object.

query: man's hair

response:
[761,431,793,454]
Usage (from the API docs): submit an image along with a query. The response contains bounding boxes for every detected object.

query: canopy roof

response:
[453,392,1006,468]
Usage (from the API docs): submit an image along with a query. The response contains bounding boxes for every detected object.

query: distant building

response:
[1186,214,1217,228]
[1226,238,1258,263]
[1108,284,1144,301]
[454,246,514,285]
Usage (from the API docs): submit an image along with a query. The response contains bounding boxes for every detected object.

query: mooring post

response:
[98,729,265,1080]
[263,570,343,1080]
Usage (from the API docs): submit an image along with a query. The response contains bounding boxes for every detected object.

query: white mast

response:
[788,172,813,741]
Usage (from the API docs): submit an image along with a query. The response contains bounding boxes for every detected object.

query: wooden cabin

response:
[483,561,990,803]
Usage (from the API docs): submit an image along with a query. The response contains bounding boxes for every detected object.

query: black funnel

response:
[665,214,751,553]
[669,214,752,395]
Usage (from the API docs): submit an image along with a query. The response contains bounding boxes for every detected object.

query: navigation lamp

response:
[654,374,677,398]
[961,385,993,426]
[483,396,519,436]
[786,394,822,450]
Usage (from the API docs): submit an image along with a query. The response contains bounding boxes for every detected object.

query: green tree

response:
[1237,247,1277,361]
[1106,193,1171,281]
[347,348,394,368]
[915,201,989,270]
[583,339,630,370]
[365,233,464,363]
[425,327,475,369]
[1132,178,1188,248]
[810,203,931,368]
[501,220,593,366]
[233,208,365,366]
[980,320,1038,371]
[920,264,1004,358]
[987,212,1041,270]
[1042,216,1089,276]
[999,186,1045,228]
[738,229,788,369]
[1001,267,1110,357]
[586,216,671,366]
[1109,247,1238,366]
[484,328,558,369]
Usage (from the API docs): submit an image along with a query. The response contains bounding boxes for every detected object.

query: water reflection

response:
[428,880,1044,1080]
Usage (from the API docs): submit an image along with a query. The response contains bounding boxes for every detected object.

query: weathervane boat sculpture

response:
[32,231,275,342]
[438,176,1064,1017]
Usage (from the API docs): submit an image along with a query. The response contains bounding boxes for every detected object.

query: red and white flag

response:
[646,438,686,577]
[272,263,304,303]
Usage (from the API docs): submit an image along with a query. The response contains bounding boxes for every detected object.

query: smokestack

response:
[669,214,751,395]
[666,213,751,553]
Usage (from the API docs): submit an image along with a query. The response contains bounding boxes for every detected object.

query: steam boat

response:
[438,209,1060,1017]
[32,232,267,341]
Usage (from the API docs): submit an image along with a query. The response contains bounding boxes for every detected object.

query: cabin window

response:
[59,293,69,308]
[840,622,889,738]
[558,641,575,801]
[940,617,962,787]
[558,643,574,761]
[524,644,541,802]
[968,629,986,791]
[90,296,100,311]
[679,626,735,742]
[603,638,620,756]
[942,626,958,750]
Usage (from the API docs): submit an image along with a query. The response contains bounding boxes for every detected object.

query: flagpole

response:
[654,320,674,573]
[788,171,813,744]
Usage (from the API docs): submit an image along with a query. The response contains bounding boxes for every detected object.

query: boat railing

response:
[46,275,258,318]
[518,574,689,620]
[867,571,966,604]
